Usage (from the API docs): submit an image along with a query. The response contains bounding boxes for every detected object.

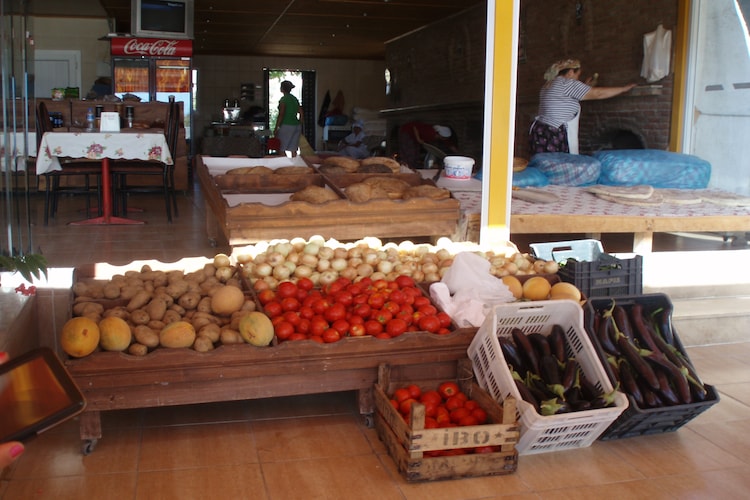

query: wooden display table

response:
[65,329,477,454]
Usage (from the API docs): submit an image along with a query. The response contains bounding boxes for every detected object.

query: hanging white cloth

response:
[641,24,672,83]
[566,112,580,154]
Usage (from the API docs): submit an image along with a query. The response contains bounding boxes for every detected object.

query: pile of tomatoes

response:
[389,381,501,455]
[257,275,453,343]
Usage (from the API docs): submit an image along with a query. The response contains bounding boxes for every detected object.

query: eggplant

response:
[618,359,645,408]
[646,354,691,404]
[512,371,540,411]
[528,332,552,360]
[561,358,580,393]
[540,398,572,416]
[639,383,661,409]
[657,307,675,345]
[541,354,565,399]
[548,324,567,363]
[653,365,681,406]
[629,303,660,353]
[590,388,618,409]
[499,337,527,376]
[512,327,540,376]
[597,314,620,356]
[616,330,660,391]
[613,305,636,344]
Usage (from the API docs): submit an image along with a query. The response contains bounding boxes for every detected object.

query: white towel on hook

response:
[641,24,672,83]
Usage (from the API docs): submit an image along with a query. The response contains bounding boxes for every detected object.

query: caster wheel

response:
[363,414,374,428]
[81,439,98,455]
[208,238,217,248]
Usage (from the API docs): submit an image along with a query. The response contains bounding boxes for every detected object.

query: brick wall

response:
[383,1,679,162]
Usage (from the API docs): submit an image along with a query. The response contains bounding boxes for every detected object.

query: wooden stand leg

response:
[633,232,654,254]
[79,410,102,455]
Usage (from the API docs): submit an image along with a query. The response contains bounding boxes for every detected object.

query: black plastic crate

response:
[558,253,642,298]
[584,294,719,440]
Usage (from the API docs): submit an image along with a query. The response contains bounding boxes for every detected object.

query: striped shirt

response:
[536,77,591,129]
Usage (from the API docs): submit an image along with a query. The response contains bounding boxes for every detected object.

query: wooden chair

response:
[38,102,102,225]
[112,101,179,222]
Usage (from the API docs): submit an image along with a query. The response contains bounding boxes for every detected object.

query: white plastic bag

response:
[641,24,672,83]
[429,252,515,327]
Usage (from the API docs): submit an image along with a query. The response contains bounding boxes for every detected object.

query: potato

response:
[162,309,183,325]
[193,335,215,352]
[152,271,168,287]
[198,323,221,343]
[153,291,175,308]
[103,283,121,300]
[220,329,244,345]
[147,320,166,331]
[72,281,90,297]
[145,297,168,321]
[119,285,141,301]
[185,269,207,284]
[168,304,186,316]
[130,308,151,325]
[166,270,185,284]
[103,306,129,320]
[127,290,152,312]
[133,325,160,348]
[196,296,213,313]
[128,343,149,356]
[165,280,189,299]
[177,291,202,310]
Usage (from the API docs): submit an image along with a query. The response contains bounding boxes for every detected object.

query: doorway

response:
[33,50,81,99]
[264,68,316,152]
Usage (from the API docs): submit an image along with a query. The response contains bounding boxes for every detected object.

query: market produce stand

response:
[65,328,477,454]
[196,155,461,246]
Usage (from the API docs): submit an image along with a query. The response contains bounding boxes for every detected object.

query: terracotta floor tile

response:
[141,400,253,427]
[647,465,750,499]
[686,418,750,464]
[245,391,358,420]
[2,472,137,500]
[714,382,750,407]
[138,421,257,471]
[135,465,267,500]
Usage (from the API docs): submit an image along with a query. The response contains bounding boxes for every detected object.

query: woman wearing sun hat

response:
[398,121,457,168]
[273,80,303,157]
[529,58,636,155]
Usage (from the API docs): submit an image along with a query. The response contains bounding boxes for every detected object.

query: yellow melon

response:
[239,311,275,346]
[501,275,523,300]
[98,316,132,351]
[61,317,100,358]
[549,282,582,302]
[159,321,196,348]
[211,285,246,315]
[522,276,552,301]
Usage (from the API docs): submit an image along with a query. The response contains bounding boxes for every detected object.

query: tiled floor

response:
[2,185,750,499]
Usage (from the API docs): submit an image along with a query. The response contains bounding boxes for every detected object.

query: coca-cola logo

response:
[123,39,179,56]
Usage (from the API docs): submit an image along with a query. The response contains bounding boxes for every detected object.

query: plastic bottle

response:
[86,107,95,132]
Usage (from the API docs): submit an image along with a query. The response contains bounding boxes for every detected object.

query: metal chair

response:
[112,101,179,222]
[38,102,102,225]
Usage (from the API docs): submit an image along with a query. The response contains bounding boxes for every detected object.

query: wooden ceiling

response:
[97,0,486,59]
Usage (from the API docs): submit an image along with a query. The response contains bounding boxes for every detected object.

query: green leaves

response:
[0,252,49,283]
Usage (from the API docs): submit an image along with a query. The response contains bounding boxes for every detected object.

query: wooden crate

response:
[374,360,519,482]
[196,156,460,245]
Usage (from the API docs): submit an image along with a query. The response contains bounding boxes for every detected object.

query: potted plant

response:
[0,250,48,285]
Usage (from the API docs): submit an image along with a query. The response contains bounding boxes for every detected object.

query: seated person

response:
[337,120,369,159]
[398,121,458,168]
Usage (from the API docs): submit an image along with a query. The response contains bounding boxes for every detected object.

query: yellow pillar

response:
[480,0,520,247]
[669,0,691,151]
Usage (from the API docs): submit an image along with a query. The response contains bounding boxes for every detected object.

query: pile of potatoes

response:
[71,254,258,355]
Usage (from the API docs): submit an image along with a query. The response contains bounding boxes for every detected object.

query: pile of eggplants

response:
[590,299,709,408]
[499,325,618,416]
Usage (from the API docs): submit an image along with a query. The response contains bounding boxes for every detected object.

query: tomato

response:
[296,277,314,291]
[311,298,331,315]
[373,309,393,325]
[296,288,309,301]
[420,390,443,406]
[388,289,407,305]
[288,332,308,341]
[374,332,392,340]
[283,311,301,326]
[308,335,324,343]
[438,381,460,399]
[349,323,366,337]
[449,407,471,424]
[463,400,479,411]
[396,310,413,325]
[274,321,295,341]
[393,387,411,403]
[368,292,386,309]
[418,315,441,333]
[424,416,439,429]
[458,415,479,426]
[352,303,371,319]
[280,296,301,312]
[436,311,452,329]
[418,304,438,316]
[296,318,311,335]
[358,277,373,288]
[271,315,287,327]
[385,318,408,337]
[331,319,350,335]
[263,301,283,318]
[395,275,415,289]
[406,383,422,399]
[436,327,451,335]
[322,328,342,343]
[413,296,432,309]
[352,293,369,305]
[399,398,418,416]
[346,283,363,296]
[389,399,399,411]
[383,301,400,315]
[309,316,329,336]
[348,314,364,326]
[276,281,298,299]
[471,408,488,424]
[373,279,389,290]
[387,280,400,291]
[324,302,347,322]
[299,305,315,320]
[334,290,354,307]
[444,395,465,411]
[257,289,276,305]
[364,319,384,336]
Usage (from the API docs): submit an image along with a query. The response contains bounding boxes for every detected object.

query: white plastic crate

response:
[530,239,604,263]
[467,299,628,455]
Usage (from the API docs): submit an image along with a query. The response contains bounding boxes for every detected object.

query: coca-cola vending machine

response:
[111,37,193,142]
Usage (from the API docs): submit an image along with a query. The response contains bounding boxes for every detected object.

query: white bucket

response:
[443,156,474,179]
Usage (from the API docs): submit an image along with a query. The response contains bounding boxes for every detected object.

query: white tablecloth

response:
[0,132,37,172]
[36,131,172,175]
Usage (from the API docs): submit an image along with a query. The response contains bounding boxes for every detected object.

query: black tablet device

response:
[0,347,86,442]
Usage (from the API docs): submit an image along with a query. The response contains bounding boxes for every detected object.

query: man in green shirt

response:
[273,80,303,157]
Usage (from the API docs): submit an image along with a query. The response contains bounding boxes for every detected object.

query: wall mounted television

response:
[131,0,194,39]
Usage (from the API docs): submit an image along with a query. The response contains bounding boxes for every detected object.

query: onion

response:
[532,260,547,274]
[543,260,559,274]
[317,259,331,272]
[286,251,300,264]
[303,242,320,255]
[253,279,269,292]
[267,251,285,266]
[319,270,338,286]
[309,272,321,287]
[348,257,363,268]
[213,253,231,268]
[436,248,451,261]
[330,258,348,272]
[318,246,334,260]
[254,253,267,265]
[356,263,374,277]
[424,272,441,282]
[255,262,272,277]
[421,262,438,275]
[333,247,348,260]
[273,265,291,280]
[215,266,234,282]
[282,260,297,273]
[300,253,318,267]
[340,267,358,281]
[385,271,399,281]
[294,265,313,278]
[370,271,386,281]
[411,270,425,282]
[377,260,393,274]
[503,262,518,275]
[348,247,363,259]
[363,249,379,265]
[274,242,293,257]
[263,276,279,289]
[290,237,307,253]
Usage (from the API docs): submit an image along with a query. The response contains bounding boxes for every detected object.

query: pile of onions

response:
[233,236,558,290]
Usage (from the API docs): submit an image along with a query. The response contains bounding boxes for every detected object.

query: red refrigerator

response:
[110,37,193,145]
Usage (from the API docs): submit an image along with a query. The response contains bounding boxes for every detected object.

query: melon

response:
[159,321,196,348]
[522,276,551,301]
[61,317,100,358]
[211,285,245,315]
[549,282,582,302]
[98,316,132,351]
[239,312,275,346]
[501,275,523,300]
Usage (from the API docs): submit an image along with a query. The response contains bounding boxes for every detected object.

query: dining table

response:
[1,131,37,172]
[35,130,173,225]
